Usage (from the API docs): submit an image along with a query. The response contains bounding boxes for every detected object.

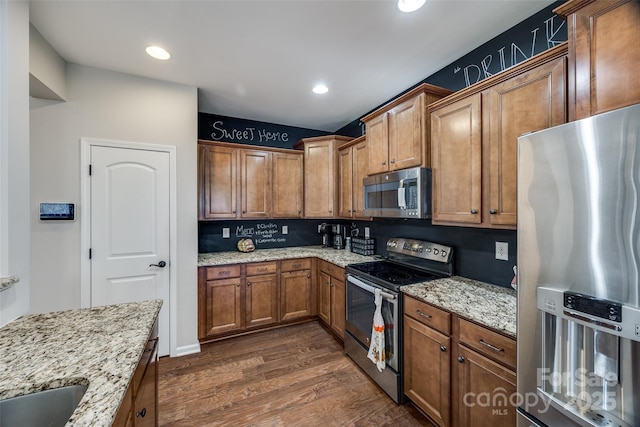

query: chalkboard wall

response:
[198,113,330,149]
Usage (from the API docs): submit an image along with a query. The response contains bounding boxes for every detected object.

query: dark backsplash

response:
[199,218,516,289]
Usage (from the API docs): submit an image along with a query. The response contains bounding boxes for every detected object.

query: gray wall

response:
[29,64,199,354]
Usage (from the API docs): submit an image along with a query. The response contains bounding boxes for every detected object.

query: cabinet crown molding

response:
[361,83,453,123]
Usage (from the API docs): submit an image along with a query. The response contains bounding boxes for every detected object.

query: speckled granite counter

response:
[403,276,516,337]
[0,299,162,426]
[198,245,377,268]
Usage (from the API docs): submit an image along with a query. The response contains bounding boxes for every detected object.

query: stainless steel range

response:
[344,237,454,403]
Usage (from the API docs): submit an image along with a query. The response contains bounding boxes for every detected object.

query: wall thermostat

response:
[40,203,75,220]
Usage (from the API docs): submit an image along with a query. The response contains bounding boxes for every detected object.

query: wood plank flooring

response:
[158,321,434,427]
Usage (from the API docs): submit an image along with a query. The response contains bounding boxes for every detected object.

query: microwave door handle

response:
[397,179,406,209]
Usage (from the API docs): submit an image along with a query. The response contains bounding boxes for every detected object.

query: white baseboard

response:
[175,342,201,357]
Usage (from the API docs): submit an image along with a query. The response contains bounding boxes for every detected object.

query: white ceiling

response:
[29,0,555,132]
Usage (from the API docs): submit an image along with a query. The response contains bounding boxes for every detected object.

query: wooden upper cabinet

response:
[240,150,271,218]
[338,136,369,219]
[486,56,567,226]
[272,152,303,218]
[362,84,452,176]
[297,135,352,218]
[199,144,238,219]
[365,113,389,175]
[430,44,568,229]
[198,141,303,220]
[388,94,425,171]
[555,0,640,120]
[431,93,483,225]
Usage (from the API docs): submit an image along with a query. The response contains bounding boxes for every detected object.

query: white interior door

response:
[90,145,170,356]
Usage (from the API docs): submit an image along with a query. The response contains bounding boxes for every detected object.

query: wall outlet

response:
[282,225,288,234]
[222,228,230,238]
[365,227,370,239]
[636,324,640,337]
[496,242,508,261]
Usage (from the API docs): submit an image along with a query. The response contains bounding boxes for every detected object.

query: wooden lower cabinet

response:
[404,316,451,427]
[114,322,158,427]
[245,272,278,328]
[280,258,313,322]
[317,260,346,340]
[403,295,516,427]
[456,345,516,427]
[199,259,315,342]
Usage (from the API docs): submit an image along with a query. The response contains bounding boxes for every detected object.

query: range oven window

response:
[346,277,398,371]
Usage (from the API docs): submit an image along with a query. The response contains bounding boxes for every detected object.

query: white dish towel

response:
[367,288,386,372]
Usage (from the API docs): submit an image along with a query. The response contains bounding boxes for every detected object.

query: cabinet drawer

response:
[280,258,311,272]
[319,260,343,278]
[133,337,158,394]
[205,265,241,280]
[246,262,277,276]
[404,296,450,335]
[458,318,516,369]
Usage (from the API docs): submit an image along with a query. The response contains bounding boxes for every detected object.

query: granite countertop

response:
[198,245,377,268]
[0,299,162,426]
[402,276,517,337]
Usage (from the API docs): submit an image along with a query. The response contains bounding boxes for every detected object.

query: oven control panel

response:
[386,238,453,263]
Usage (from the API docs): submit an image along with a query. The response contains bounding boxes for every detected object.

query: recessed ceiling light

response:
[146,46,171,60]
[312,84,328,94]
[397,0,426,13]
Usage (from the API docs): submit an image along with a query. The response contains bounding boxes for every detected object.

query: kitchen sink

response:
[0,384,88,427]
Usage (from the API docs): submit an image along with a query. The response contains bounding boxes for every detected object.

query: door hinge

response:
[89,248,92,259]
[89,164,92,176]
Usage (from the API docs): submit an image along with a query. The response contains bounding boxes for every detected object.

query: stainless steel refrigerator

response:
[517,103,640,427]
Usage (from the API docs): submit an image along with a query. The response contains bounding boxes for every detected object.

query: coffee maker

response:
[318,223,333,247]
[332,224,344,249]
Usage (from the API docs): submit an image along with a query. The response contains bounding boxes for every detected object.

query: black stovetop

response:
[345,260,445,291]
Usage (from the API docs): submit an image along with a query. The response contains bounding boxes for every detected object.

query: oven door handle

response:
[347,275,397,301]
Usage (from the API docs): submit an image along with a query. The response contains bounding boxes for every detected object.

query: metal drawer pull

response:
[416,310,431,319]
[479,339,504,353]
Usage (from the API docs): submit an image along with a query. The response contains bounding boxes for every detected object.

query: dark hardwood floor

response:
[158,321,434,426]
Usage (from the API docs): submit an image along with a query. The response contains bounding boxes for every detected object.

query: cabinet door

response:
[204,277,243,336]
[486,57,566,227]
[245,273,278,328]
[456,345,516,427]
[133,343,157,427]
[199,144,238,219]
[330,276,346,339]
[318,271,331,325]
[338,147,354,218]
[272,152,303,218]
[352,140,369,219]
[431,93,482,225]
[304,141,335,218]
[240,150,271,218]
[404,316,451,427]
[388,93,424,171]
[280,269,312,321]
[568,0,640,120]
[366,114,389,175]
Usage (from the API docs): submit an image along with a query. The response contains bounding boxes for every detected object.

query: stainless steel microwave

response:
[363,167,432,218]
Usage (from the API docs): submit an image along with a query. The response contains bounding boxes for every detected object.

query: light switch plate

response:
[222,228,230,238]
[282,226,288,234]
[496,242,508,261]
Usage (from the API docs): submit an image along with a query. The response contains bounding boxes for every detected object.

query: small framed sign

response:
[40,203,75,220]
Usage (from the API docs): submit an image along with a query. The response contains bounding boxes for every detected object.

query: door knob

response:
[149,261,167,268]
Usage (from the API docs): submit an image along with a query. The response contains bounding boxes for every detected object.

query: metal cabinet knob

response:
[149,261,167,268]
[470,209,478,214]
[489,209,497,214]
[457,356,465,363]
[440,345,447,352]
[136,408,147,418]
[390,159,395,164]
[247,282,252,287]
[382,161,387,165]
